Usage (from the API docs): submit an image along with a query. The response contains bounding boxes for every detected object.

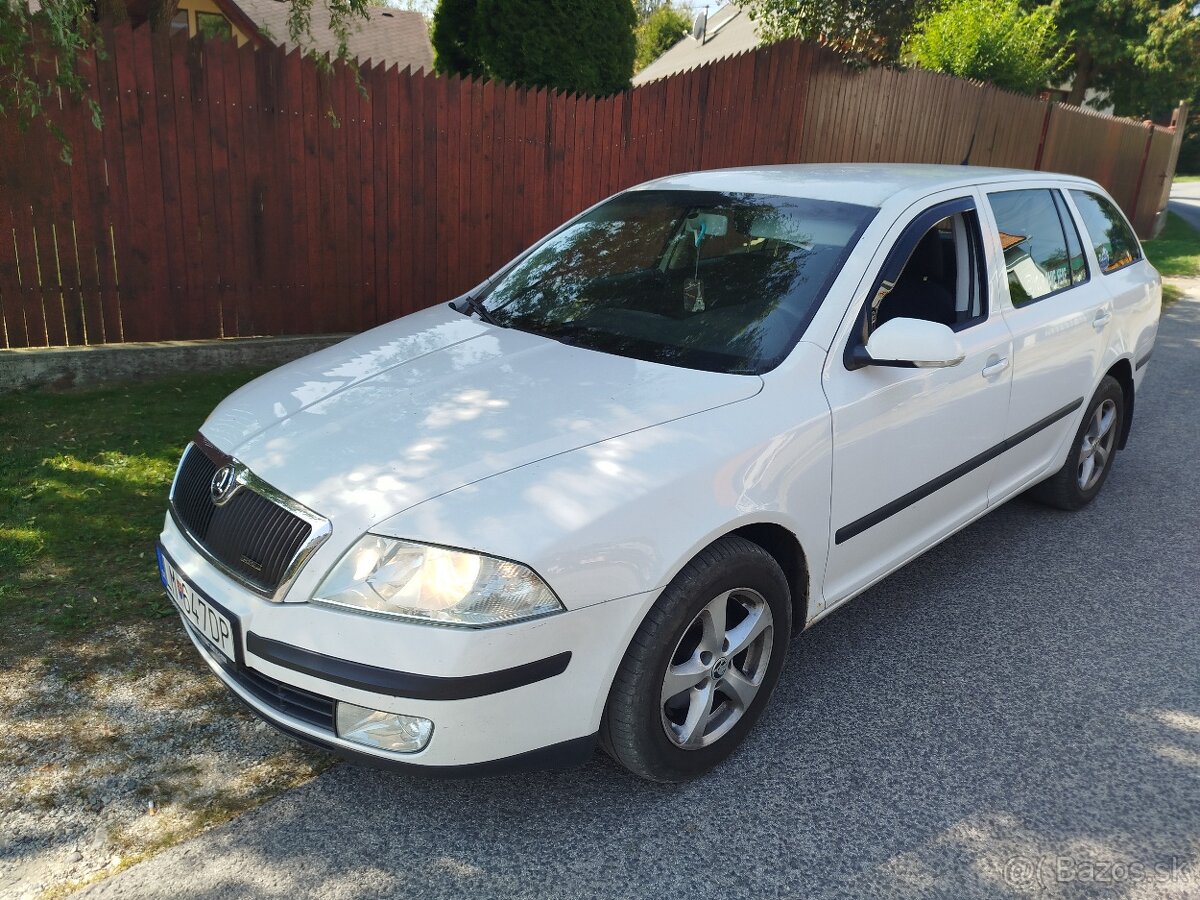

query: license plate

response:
[158,546,240,665]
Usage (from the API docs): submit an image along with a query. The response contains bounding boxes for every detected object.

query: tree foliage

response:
[1055,0,1200,120]
[431,0,485,77]
[434,0,637,95]
[0,0,374,153]
[904,0,1071,95]
[736,0,934,62]
[634,3,688,73]
[0,0,102,159]
[633,0,673,17]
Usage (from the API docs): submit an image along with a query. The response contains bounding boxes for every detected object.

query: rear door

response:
[1065,188,1159,371]
[978,184,1109,502]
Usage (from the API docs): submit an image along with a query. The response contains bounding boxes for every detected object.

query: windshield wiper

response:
[458,293,502,327]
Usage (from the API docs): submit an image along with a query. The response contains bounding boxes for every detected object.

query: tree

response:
[904,0,1071,95]
[736,0,934,62]
[635,3,689,73]
[633,0,671,17]
[0,0,102,156]
[1053,0,1200,120]
[434,0,636,95]
[1,0,375,155]
[431,0,486,77]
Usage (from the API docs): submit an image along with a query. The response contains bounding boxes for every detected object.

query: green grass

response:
[1172,174,1200,183]
[1161,283,1185,306]
[0,369,267,636]
[1144,211,1200,278]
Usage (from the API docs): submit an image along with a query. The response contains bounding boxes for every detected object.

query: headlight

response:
[313,535,564,627]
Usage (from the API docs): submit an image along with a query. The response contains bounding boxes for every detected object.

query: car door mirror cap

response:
[859,318,966,369]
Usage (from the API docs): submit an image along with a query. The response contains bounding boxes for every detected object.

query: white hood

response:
[200,305,763,541]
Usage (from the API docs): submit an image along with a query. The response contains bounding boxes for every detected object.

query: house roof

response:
[633,4,760,86]
[998,231,1027,251]
[233,0,433,72]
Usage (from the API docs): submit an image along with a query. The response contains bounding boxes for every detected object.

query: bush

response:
[635,5,690,73]
[741,0,933,62]
[432,0,636,95]
[904,0,1072,95]
[432,0,487,78]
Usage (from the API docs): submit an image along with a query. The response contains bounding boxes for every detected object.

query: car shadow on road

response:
[84,300,1200,900]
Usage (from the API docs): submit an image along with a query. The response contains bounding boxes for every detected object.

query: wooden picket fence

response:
[0,22,1184,348]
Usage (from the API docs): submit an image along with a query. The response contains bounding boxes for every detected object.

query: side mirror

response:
[852,318,966,369]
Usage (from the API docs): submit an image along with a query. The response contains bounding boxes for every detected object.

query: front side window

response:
[477,190,876,374]
[988,189,1080,306]
[872,210,986,333]
[1069,190,1142,274]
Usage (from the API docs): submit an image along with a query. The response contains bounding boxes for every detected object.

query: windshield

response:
[476,190,876,374]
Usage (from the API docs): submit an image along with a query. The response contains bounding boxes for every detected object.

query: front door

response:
[822,192,1014,605]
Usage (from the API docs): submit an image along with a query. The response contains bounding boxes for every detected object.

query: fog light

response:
[335,702,433,753]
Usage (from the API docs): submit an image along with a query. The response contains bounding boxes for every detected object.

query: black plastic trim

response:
[246,632,571,701]
[255,706,599,778]
[1135,349,1153,371]
[834,398,1084,544]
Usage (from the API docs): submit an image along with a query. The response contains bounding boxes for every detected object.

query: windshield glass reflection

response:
[478,190,875,374]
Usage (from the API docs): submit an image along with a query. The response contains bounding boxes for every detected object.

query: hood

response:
[201,305,763,537]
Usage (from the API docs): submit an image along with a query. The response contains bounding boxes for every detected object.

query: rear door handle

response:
[1093,310,1112,328]
[982,356,1010,378]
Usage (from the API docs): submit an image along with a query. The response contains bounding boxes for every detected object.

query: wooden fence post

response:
[1149,101,1190,238]
[1130,121,1157,235]
[1033,101,1054,170]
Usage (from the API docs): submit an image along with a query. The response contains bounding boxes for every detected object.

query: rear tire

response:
[1030,376,1124,511]
[599,536,791,782]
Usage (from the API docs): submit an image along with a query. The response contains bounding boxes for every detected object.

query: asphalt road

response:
[1169,180,1200,232]
[86,297,1200,900]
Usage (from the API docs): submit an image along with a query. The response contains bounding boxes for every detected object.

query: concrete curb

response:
[0,334,352,393]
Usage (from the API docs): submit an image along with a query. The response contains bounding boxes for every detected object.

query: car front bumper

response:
[160,516,657,773]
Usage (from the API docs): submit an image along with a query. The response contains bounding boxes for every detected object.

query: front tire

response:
[599,536,792,782]
[1031,376,1124,510]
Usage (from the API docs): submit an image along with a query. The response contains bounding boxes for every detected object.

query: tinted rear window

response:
[1069,190,1142,274]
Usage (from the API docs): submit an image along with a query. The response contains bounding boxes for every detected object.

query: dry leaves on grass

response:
[1,620,335,899]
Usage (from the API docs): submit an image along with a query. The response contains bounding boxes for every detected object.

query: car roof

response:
[631,163,1099,208]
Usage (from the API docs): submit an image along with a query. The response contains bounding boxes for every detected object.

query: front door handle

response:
[982,356,1010,378]
[1093,309,1113,328]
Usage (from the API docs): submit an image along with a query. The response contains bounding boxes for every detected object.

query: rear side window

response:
[1069,190,1142,274]
[987,189,1079,306]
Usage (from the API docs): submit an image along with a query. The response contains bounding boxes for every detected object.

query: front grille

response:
[171,442,314,595]
[209,648,336,731]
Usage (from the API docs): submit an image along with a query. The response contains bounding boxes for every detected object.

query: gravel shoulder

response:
[0,621,333,900]
[76,297,1200,898]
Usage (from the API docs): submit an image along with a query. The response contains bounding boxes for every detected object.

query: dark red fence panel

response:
[0,25,1183,348]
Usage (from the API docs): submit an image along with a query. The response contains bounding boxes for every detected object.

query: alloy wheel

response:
[660,588,774,749]
[1077,398,1118,491]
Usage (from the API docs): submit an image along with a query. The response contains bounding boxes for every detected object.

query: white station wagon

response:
[160,164,1160,782]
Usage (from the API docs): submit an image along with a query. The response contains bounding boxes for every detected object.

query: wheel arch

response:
[1106,357,1135,449]
[728,522,810,635]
